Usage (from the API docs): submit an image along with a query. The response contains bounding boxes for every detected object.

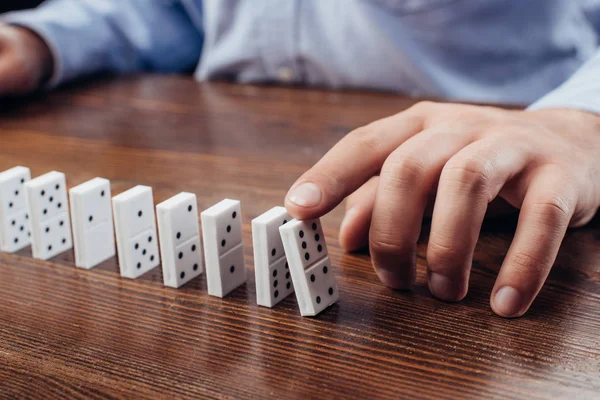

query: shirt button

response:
[277,67,295,82]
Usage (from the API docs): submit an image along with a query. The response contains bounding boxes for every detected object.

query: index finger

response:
[284,102,429,219]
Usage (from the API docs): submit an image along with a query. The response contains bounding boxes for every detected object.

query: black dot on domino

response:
[135,243,139,250]
[43,209,47,215]
[193,263,198,271]
[176,232,181,239]
[14,238,18,244]
[283,220,287,225]
[274,290,279,298]
[226,225,231,233]
[57,203,62,209]
[49,196,54,203]
[11,220,15,226]
[48,245,52,251]
[55,184,59,190]
[45,227,50,233]
[232,211,237,219]
[329,287,334,295]
[41,190,45,197]
[273,269,277,277]
[188,205,192,212]
[180,272,185,279]
[221,239,226,247]
[310,274,315,282]
[285,262,289,269]
[150,255,155,261]
[89,215,93,222]
[271,248,276,257]
[317,245,323,252]
[191,244,196,252]
[14,190,18,196]
[316,296,321,304]
[286,272,290,279]
[142,249,147,255]
[62,238,66,244]
[286,282,291,289]
[178,252,183,259]
[273,280,278,288]
[25,214,28,220]
[299,230,304,238]
[60,220,64,226]
[20,178,24,184]
[9,202,13,208]
[301,242,307,249]
[101,190,105,197]
[19,226,24,231]
[305,253,310,261]
[230,265,235,273]
[323,266,328,274]
[312,222,317,230]
[137,262,141,269]
[315,234,320,241]
[148,236,152,243]
[138,210,143,217]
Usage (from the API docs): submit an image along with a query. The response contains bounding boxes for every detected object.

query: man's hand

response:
[0,24,53,95]
[284,102,600,317]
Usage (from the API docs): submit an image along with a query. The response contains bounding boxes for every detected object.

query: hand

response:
[284,102,600,317]
[0,24,53,95]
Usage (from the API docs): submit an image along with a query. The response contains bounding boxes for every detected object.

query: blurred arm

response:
[529,50,600,115]
[2,0,204,87]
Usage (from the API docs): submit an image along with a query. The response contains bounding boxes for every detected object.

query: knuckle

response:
[443,156,493,196]
[529,195,573,228]
[346,125,384,154]
[410,100,438,114]
[381,154,427,189]
[508,251,547,277]
[427,239,466,271]
[369,232,414,260]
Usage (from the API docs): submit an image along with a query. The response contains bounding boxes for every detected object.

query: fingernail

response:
[429,273,461,301]
[493,286,523,317]
[376,268,412,290]
[288,182,322,208]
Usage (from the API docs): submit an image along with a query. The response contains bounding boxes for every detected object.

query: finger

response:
[491,168,575,317]
[339,176,378,252]
[426,139,531,301]
[369,125,477,289]
[285,102,432,219]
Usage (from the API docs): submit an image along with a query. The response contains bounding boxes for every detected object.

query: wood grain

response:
[0,75,598,399]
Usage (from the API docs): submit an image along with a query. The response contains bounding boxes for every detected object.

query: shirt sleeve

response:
[528,49,600,115]
[2,0,204,87]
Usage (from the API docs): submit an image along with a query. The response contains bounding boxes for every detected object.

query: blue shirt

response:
[4,0,600,113]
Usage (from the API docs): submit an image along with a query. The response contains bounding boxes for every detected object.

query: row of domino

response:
[0,167,339,316]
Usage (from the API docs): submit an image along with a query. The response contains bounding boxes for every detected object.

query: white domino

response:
[279,218,338,316]
[112,186,160,279]
[25,171,73,260]
[157,192,204,288]
[0,166,32,253]
[252,206,294,307]
[69,178,116,269]
[201,199,246,297]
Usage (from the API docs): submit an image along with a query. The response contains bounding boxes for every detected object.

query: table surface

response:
[0,76,598,400]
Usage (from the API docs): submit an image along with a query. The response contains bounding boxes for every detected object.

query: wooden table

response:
[0,76,598,399]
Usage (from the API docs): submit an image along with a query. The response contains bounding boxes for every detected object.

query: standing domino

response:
[112,186,160,279]
[25,171,73,260]
[0,166,31,253]
[157,192,203,288]
[201,199,246,297]
[69,178,116,269]
[279,218,339,316]
[252,206,294,307]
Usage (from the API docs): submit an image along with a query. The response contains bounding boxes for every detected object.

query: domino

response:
[279,218,339,316]
[157,192,204,288]
[0,166,31,253]
[25,171,73,260]
[69,178,116,269]
[112,185,160,279]
[201,199,246,297]
[252,206,294,307]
